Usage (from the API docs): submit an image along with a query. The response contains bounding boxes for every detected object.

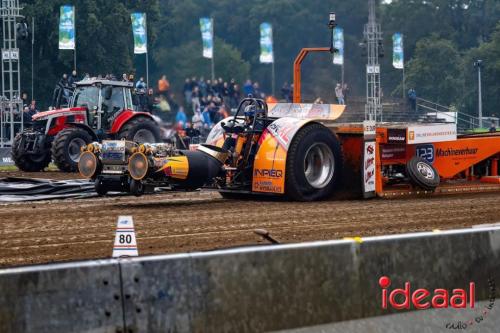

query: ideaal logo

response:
[379,276,496,330]
[379,276,475,310]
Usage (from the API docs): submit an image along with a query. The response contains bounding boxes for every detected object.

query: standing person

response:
[489,121,497,133]
[253,82,262,99]
[135,77,147,91]
[335,83,345,105]
[191,86,201,114]
[22,100,38,127]
[231,83,241,108]
[175,106,188,129]
[407,88,417,111]
[222,82,230,101]
[21,92,29,108]
[243,79,254,97]
[199,77,207,97]
[217,77,224,98]
[59,74,71,104]
[145,88,156,113]
[183,78,192,107]
[68,70,78,87]
[206,79,213,96]
[122,73,129,82]
[281,82,291,102]
[29,100,39,114]
[192,108,203,131]
[342,83,350,104]
[157,75,170,98]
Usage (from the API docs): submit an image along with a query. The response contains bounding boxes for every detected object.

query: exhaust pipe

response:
[129,144,229,189]
[164,144,228,189]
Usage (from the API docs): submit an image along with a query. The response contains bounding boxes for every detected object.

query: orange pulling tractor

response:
[78,15,500,201]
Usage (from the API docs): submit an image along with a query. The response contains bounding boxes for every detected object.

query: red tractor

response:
[12,78,161,172]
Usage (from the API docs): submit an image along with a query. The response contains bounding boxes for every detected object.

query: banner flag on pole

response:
[131,13,147,54]
[392,33,404,69]
[333,27,344,65]
[200,18,213,59]
[58,5,75,50]
[259,23,274,63]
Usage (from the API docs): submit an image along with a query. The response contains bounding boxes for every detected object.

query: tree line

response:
[12,0,500,117]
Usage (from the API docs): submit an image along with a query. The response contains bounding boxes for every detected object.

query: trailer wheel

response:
[285,123,342,201]
[406,157,440,191]
[94,177,108,196]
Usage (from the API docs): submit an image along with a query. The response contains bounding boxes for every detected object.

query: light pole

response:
[474,60,483,128]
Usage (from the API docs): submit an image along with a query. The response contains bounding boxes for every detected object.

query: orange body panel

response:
[252,118,314,194]
[408,136,500,179]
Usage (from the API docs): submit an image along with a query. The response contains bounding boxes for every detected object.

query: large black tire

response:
[406,157,440,191]
[130,179,145,197]
[11,133,51,172]
[51,127,93,172]
[285,123,343,201]
[94,177,108,196]
[118,117,161,143]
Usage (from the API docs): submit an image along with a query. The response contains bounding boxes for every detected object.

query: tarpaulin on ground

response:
[0,177,97,202]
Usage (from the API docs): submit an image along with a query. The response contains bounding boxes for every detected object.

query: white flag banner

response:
[333,27,344,65]
[200,18,214,59]
[259,22,274,63]
[392,33,404,69]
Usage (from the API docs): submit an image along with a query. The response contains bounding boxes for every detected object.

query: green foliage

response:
[153,38,250,90]
[18,0,160,107]
[405,36,462,105]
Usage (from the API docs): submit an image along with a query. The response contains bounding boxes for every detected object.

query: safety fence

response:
[1,226,499,332]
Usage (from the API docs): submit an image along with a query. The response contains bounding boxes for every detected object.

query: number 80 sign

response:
[112,216,138,257]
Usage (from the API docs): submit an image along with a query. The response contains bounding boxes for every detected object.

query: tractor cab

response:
[70,79,135,130]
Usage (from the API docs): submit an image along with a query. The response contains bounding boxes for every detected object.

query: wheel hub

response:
[416,162,435,180]
[303,143,335,189]
[133,129,155,143]
[68,138,87,162]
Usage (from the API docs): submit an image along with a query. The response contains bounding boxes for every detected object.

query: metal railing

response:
[415,97,482,132]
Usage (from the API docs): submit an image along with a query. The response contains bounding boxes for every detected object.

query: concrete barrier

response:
[0,227,499,332]
[0,260,123,333]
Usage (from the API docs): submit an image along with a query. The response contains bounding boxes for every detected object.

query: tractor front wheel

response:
[118,117,161,143]
[11,133,51,172]
[51,127,93,172]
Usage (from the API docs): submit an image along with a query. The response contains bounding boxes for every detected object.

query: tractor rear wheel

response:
[285,123,342,201]
[11,133,51,172]
[118,117,161,143]
[51,127,93,172]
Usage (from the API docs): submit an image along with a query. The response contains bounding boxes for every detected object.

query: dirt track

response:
[1,173,500,268]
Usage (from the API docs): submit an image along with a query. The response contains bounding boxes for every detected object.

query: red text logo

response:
[379,276,475,310]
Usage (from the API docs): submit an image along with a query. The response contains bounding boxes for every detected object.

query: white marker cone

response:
[112,216,139,258]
